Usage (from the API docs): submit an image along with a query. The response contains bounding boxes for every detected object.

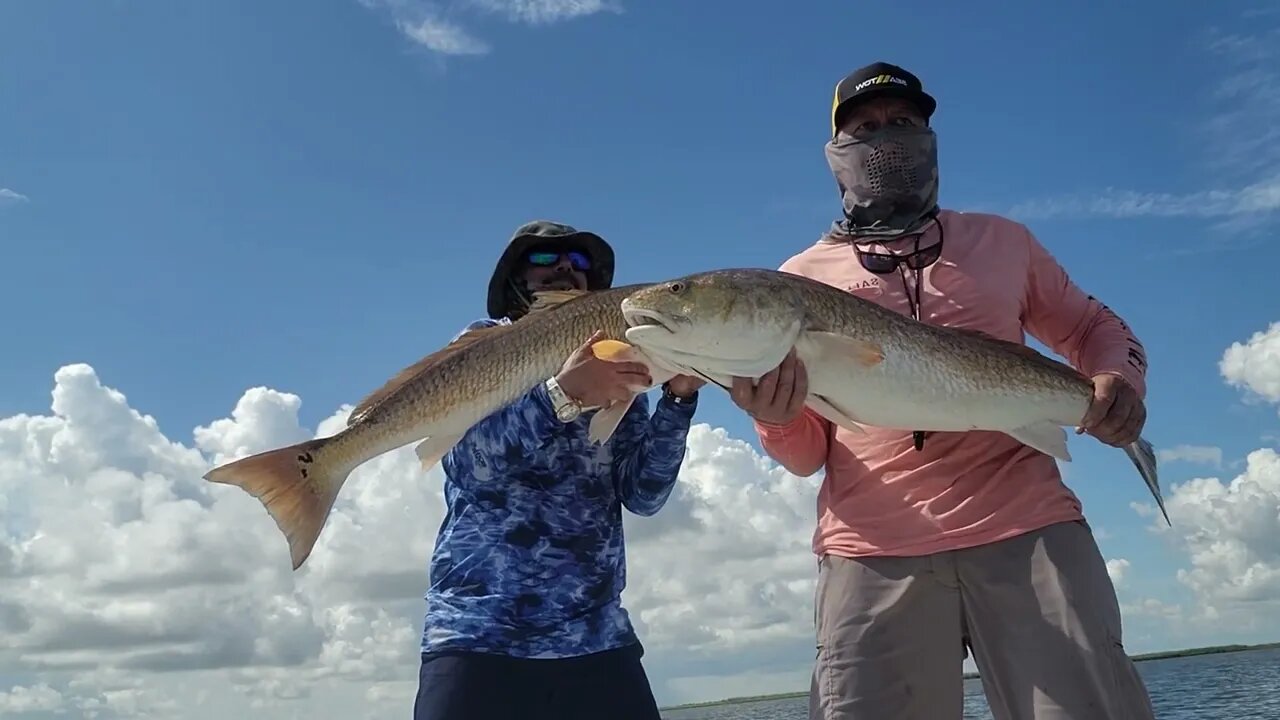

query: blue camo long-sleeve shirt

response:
[420,317,698,659]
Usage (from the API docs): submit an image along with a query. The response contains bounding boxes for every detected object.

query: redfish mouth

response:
[621,307,680,334]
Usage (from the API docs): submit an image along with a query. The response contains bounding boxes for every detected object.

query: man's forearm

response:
[754,408,830,477]
[613,393,697,516]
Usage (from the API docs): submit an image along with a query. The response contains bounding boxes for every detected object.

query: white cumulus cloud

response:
[397,16,490,55]
[8,344,1279,716]
[358,0,618,56]
[1005,179,1280,222]
[0,684,64,714]
[1120,597,1183,623]
[467,0,621,24]
[1107,558,1131,585]
[0,361,823,716]
[1162,448,1280,623]
[1135,317,1280,633]
[1221,320,1280,408]
[1006,19,1280,233]
[1157,444,1224,468]
[0,187,29,206]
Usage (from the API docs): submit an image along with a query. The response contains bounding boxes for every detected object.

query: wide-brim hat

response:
[830,61,937,136]
[486,219,616,319]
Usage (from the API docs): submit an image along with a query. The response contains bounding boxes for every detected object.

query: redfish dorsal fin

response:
[346,323,511,427]
[528,289,590,313]
[346,290,590,427]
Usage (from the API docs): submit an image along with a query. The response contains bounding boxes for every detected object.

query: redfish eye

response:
[667,281,685,294]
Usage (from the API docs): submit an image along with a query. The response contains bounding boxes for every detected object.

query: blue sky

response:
[2,0,1280,713]
[4,0,1276,448]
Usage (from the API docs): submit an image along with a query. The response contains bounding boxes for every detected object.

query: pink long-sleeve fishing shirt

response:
[755,209,1148,558]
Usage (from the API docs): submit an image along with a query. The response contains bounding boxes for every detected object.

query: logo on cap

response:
[854,74,909,92]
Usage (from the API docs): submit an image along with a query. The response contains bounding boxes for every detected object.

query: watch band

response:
[544,377,582,422]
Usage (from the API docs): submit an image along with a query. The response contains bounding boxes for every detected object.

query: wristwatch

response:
[544,377,582,423]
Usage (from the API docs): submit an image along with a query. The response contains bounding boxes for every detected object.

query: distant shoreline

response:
[660,641,1280,711]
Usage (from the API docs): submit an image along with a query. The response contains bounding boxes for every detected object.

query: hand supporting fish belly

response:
[617,268,1171,527]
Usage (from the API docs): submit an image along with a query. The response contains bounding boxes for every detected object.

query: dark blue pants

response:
[413,642,662,720]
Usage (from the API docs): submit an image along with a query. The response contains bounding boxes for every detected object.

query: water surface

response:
[662,647,1280,719]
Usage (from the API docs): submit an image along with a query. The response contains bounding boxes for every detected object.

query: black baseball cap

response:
[830,61,937,135]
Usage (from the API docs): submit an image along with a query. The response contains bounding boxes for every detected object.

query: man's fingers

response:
[1129,401,1148,439]
[603,388,632,404]
[614,370,653,387]
[1094,389,1135,441]
[1106,396,1144,446]
[1114,407,1141,446]
[1077,380,1116,434]
[729,376,755,408]
[768,351,799,402]
[755,367,780,407]
[568,330,606,363]
[610,361,650,376]
[785,357,809,416]
[772,354,796,409]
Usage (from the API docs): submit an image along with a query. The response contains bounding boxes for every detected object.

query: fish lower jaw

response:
[621,308,679,334]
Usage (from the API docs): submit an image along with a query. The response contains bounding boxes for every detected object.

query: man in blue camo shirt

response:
[413,220,705,720]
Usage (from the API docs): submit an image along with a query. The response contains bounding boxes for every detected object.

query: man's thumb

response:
[578,329,606,351]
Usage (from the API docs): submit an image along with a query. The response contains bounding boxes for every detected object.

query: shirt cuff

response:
[753,413,810,439]
[656,388,699,417]
[1089,367,1147,400]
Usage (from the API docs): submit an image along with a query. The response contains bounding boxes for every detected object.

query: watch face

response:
[556,404,580,422]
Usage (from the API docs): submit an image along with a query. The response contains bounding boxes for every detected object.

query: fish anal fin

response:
[588,396,637,445]
[347,324,512,427]
[529,289,590,313]
[806,394,866,434]
[414,432,465,471]
[1005,421,1071,461]
[804,331,884,368]
[585,339,671,444]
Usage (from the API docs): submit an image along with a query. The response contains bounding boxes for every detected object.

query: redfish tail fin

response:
[204,437,348,570]
[1124,436,1169,526]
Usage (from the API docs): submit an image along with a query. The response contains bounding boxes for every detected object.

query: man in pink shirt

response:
[730,61,1158,719]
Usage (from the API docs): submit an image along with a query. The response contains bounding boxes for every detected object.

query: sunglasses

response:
[526,249,592,272]
[855,241,942,275]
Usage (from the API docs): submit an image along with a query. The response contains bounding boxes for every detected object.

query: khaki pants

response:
[809,520,1156,720]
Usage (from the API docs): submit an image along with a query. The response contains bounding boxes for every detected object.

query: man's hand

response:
[1077,372,1146,447]
[556,331,653,407]
[665,375,706,398]
[728,349,809,426]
